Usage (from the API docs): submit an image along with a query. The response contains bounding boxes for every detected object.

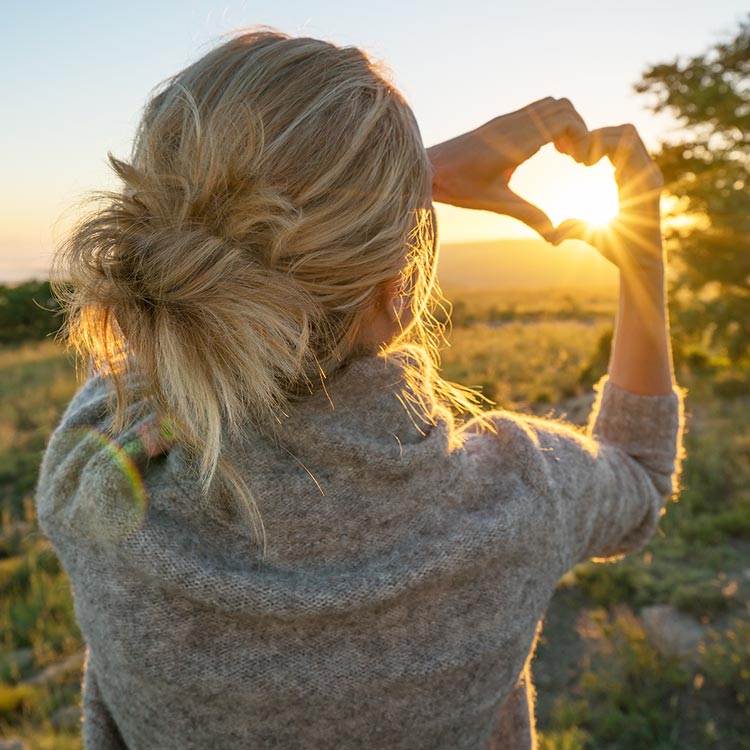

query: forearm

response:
[427,133,482,205]
[608,258,676,396]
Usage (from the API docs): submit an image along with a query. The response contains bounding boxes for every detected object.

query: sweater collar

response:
[276,347,453,448]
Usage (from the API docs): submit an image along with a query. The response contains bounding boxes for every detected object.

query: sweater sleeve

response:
[540,374,685,568]
[464,373,686,573]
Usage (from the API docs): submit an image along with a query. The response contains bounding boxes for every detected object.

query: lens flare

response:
[63,426,149,541]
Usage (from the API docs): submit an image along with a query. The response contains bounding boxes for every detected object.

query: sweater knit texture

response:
[36,349,685,750]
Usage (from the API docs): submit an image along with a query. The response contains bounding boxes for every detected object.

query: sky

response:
[1,1,748,282]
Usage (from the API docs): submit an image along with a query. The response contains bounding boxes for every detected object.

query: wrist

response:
[426,143,455,204]
[619,255,666,288]
[612,214,666,279]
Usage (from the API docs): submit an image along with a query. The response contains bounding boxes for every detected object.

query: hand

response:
[552,124,665,274]
[426,97,590,241]
[554,125,673,396]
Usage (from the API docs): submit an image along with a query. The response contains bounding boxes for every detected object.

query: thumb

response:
[551,218,619,266]
[552,218,589,244]
[496,187,555,241]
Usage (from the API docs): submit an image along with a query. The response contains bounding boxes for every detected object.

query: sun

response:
[545,158,620,227]
[510,145,620,230]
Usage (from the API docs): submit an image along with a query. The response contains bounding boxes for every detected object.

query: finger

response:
[552,129,592,166]
[511,98,589,164]
[553,134,572,155]
[555,124,664,218]
[496,187,556,240]
[577,125,653,173]
[532,97,588,129]
[553,218,608,248]
[494,97,589,167]
[588,127,636,167]
[534,97,590,146]
[555,125,618,166]
[554,130,594,164]
[551,218,589,244]
[554,128,622,168]
[552,218,622,266]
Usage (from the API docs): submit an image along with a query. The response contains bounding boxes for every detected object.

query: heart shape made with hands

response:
[509,143,620,239]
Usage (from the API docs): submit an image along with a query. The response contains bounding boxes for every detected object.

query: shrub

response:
[0,282,62,345]
[670,580,736,616]
[700,619,750,708]
[571,607,691,749]
[712,373,750,399]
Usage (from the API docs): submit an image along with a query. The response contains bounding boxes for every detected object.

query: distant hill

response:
[1,238,618,292]
[437,238,618,290]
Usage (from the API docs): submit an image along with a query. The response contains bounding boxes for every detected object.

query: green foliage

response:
[0,282,63,345]
[0,341,79,514]
[548,695,591,729]
[670,579,737,616]
[573,559,652,607]
[538,725,591,750]
[635,15,750,363]
[0,649,34,685]
[680,343,712,372]
[441,319,609,410]
[572,608,692,750]
[577,327,613,390]
[1,293,749,748]
[700,619,750,707]
[712,372,750,399]
[0,683,38,715]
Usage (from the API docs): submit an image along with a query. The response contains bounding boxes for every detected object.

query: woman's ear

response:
[355,272,412,353]
[379,275,403,318]
[380,273,415,334]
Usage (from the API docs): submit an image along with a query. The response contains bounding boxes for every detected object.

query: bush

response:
[577,327,613,389]
[700,619,750,708]
[712,373,750,399]
[572,607,691,749]
[573,559,655,608]
[670,580,736,616]
[0,282,62,345]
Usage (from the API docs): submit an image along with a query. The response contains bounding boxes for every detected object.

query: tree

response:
[0,281,62,344]
[635,15,750,363]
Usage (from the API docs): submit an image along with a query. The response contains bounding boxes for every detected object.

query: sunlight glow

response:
[545,160,620,227]
[661,194,710,234]
[510,145,620,230]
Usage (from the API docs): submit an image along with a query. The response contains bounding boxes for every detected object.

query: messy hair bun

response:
[53,27,486,559]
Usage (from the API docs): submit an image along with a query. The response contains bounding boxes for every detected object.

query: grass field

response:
[0,286,749,749]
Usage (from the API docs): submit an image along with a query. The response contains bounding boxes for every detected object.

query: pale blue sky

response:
[1,1,747,281]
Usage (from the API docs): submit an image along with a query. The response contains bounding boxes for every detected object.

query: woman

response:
[37,28,685,750]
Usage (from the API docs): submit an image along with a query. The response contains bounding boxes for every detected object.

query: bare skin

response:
[369,97,676,397]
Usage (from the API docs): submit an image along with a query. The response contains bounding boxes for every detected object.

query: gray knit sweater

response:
[36,349,685,750]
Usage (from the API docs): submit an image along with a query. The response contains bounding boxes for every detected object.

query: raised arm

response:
[551,124,675,396]
[431,104,685,569]
[427,104,676,397]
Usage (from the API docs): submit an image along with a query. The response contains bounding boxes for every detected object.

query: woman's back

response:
[36,349,683,750]
[36,23,686,750]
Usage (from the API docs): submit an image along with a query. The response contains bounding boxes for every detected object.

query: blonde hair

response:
[52,27,490,560]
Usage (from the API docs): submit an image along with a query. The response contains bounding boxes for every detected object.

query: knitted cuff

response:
[586,374,687,496]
